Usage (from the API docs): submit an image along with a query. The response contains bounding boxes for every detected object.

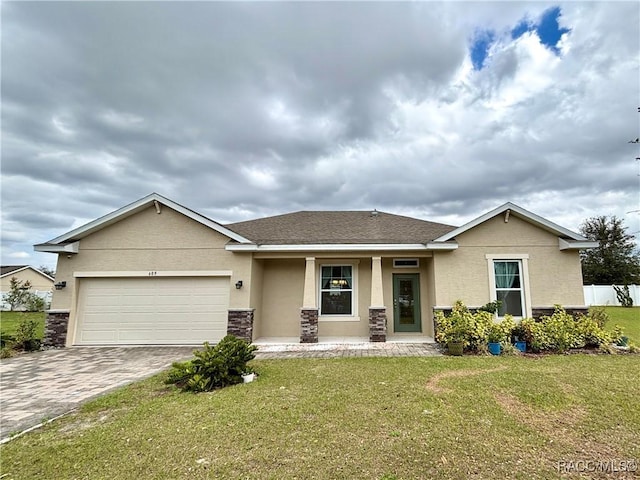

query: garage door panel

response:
[75,277,230,345]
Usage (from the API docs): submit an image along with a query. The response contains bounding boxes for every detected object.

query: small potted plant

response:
[487,324,504,355]
[512,323,527,352]
[241,370,256,383]
[446,324,467,356]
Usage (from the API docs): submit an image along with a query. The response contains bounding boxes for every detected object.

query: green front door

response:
[393,274,421,332]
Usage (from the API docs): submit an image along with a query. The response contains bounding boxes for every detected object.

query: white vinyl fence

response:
[0,290,53,311]
[583,285,640,306]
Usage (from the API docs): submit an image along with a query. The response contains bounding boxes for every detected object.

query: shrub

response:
[435,301,512,352]
[15,316,41,351]
[586,306,609,329]
[166,335,257,393]
[520,318,550,353]
[542,306,580,353]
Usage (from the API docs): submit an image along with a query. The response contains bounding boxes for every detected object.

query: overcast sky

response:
[2,1,639,270]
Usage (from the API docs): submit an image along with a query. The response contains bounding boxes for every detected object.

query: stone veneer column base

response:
[227,309,254,343]
[369,307,387,342]
[300,308,319,343]
[44,310,70,348]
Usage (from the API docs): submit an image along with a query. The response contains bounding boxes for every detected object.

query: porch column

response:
[369,256,387,342]
[300,257,318,343]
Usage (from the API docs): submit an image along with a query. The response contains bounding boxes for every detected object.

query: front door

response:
[393,274,421,332]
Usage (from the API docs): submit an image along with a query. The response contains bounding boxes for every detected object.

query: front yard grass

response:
[0,311,45,339]
[1,355,639,479]
[604,306,640,343]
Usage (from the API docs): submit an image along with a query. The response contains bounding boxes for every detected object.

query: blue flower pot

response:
[514,341,526,352]
[488,342,501,355]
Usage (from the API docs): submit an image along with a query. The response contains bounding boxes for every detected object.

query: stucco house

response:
[1,265,55,310]
[35,193,596,347]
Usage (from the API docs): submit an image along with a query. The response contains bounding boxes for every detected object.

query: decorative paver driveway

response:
[0,347,194,441]
[1,342,442,442]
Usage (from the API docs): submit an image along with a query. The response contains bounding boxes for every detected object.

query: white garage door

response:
[75,277,230,345]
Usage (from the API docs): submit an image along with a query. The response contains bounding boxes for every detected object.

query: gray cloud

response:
[1,1,638,269]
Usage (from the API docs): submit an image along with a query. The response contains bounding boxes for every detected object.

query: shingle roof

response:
[1,265,28,276]
[226,211,457,245]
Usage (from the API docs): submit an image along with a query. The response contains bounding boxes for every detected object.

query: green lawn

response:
[0,311,45,340]
[2,355,639,480]
[604,306,640,343]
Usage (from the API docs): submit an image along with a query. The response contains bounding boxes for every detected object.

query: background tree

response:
[579,215,640,285]
[38,265,56,278]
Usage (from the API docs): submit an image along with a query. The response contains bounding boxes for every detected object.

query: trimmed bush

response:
[166,335,257,393]
[521,306,621,353]
[435,301,514,353]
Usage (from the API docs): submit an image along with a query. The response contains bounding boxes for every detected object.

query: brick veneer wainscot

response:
[369,308,387,342]
[227,309,254,343]
[300,308,318,343]
[43,310,70,347]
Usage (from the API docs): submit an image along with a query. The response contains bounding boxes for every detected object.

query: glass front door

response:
[393,274,421,332]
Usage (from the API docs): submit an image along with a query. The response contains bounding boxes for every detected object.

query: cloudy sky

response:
[2,1,639,270]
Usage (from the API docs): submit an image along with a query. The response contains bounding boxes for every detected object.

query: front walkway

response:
[254,338,443,359]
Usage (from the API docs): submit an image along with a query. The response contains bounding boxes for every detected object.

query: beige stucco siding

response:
[259,259,304,338]
[1,269,54,291]
[51,206,253,345]
[433,214,585,309]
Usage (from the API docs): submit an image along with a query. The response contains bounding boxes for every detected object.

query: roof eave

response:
[434,202,588,242]
[34,241,80,254]
[558,239,599,250]
[38,193,253,246]
[226,242,458,252]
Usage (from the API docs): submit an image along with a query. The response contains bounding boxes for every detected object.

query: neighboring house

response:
[34,193,597,347]
[1,265,55,310]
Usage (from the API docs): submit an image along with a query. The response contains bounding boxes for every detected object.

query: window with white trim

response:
[493,260,525,317]
[320,265,353,315]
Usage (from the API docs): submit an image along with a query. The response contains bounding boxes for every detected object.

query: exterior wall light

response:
[54,281,67,290]
[235,280,243,289]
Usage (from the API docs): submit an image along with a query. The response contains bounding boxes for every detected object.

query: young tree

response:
[579,216,640,285]
[2,277,45,312]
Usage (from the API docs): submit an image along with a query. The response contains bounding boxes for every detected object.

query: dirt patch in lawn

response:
[425,366,507,393]
[494,393,625,463]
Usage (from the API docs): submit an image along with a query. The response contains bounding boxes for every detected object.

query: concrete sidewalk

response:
[1,342,442,442]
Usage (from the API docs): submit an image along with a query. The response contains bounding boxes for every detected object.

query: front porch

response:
[253,335,435,345]
[252,335,440,359]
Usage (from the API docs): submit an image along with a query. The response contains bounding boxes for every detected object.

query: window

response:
[320,265,353,315]
[393,258,419,268]
[493,260,524,317]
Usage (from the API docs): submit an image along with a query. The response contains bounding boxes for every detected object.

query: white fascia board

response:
[0,265,53,281]
[43,193,252,245]
[34,241,80,254]
[425,242,459,250]
[226,243,440,252]
[559,238,599,250]
[434,202,588,242]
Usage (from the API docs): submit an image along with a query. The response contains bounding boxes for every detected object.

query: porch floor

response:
[253,335,435,345]
[252,336,441,358]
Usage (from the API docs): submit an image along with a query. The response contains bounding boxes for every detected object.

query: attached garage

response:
[73,276,230,345]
